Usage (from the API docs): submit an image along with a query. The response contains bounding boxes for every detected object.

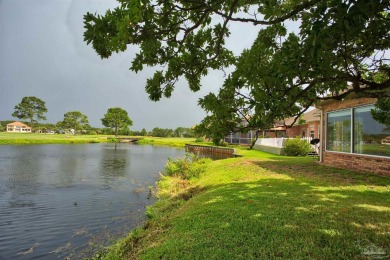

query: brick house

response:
[225,110,320,145]
[6,121,32,133]
[283,109,321,139]
[317,98,390,175]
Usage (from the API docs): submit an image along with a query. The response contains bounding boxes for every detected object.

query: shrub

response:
[282,138,311,156]
[164,153,210,179]
[218,141,228,147]
[195,137,204,142]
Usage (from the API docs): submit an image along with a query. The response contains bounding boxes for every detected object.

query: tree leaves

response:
[60,111,89,132]
[84,0,390,138]
[12,96,48,125]
[371,97,390,127]
[101,107,133,137]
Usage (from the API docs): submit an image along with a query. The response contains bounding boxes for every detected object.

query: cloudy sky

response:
[0,0,262,130]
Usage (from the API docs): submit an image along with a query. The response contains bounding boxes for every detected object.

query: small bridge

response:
[117,137,143,143]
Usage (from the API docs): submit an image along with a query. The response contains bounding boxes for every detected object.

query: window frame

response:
[325,104,389,158]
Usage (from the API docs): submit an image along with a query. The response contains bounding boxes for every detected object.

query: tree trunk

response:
[249,130,260,150]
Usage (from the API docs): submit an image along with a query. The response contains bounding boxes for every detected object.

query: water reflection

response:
[100,143,128,178]
[6,146,42,208]
[0,143,184,259]
[57,156,79,187]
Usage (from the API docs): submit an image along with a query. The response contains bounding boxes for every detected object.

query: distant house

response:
[47,129,55,134]
[317,97,390,175]
[382,136,390,145]
[252,110,321,154]
[6,122,32,133]
[283,109,321,138]
[225,109,321,145]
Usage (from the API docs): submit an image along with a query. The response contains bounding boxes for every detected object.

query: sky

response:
[0,0,260,130]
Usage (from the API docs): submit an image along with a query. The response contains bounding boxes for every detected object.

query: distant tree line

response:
[147,127,195,138]
[1,96,195,137]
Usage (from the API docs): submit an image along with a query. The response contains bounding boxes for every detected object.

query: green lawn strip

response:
[137,137,214,147]
[0,133,227,147]
[0,133,115,144]
[98,149,390,259]
[355,144,390,157]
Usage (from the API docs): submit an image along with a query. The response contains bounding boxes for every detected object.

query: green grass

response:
[0,133,218,146]
[0,132,114,144]
[355,144,390,157]
[137,137,214,147]
[94,147,390,259]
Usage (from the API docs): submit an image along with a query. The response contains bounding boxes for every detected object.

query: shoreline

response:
[0,133,115,145]
[0,133,213,147]
[91,146,390,259]
[4,134,388,259]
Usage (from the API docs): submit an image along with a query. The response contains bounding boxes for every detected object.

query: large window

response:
[354,106,390,157]
[326,105,390,157]
[327,110,351,153]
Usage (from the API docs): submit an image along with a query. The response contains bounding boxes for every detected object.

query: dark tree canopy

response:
[58,111,89,133]
[84,0,390,139]
[101,107,133,137]
[371,97,390,126]
[150,127,174,137]
[12,96,48,126]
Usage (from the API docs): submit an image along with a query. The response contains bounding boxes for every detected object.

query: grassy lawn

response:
[98,148,390,259]
[0,133,211,146]
[0,132,113,144]
[137,137,213,147]
[355,144,390,157]
[2,134,389,258]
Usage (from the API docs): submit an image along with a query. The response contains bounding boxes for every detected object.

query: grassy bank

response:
[137,137,212,147]
[95,148,390,259]
[0,133,211,146]
[0,132,114,144]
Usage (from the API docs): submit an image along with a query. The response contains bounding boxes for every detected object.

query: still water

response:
[0,143,184,259]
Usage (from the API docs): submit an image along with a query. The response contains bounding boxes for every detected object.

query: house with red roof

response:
[6,122,32,133]
[283,109,321,139]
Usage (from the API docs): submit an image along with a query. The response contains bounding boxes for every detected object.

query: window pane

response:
[354,106,390,157]
[327,110,351,152]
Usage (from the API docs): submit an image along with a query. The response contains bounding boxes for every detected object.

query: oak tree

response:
[59,111,89,133]
[12,96,48,126]
[101,107,133,137]
[84,0,390,138]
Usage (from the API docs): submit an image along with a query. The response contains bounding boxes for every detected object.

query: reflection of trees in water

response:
[57,156,80,187]
[102,158,127,177]
[7,147,42,208]
[100,144,129,180]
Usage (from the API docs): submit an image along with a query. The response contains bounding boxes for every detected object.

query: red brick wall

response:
[323,152,390,175]
[320,98,390,175]
[286,125,302,138]
[286,121,320,138]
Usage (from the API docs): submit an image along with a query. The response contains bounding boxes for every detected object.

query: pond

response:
[0,143,184,259]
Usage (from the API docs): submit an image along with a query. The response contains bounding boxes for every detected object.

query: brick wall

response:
[286,121,320,138]
[319,98,390,176]
[323,152,390,175]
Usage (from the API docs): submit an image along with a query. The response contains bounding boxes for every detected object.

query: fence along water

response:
[185,144,238,159]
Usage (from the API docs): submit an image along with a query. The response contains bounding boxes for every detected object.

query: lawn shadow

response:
[169,158,390,259]
[254,155,390,187]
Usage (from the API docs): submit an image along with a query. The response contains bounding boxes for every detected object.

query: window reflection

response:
[326,105,390,157]
[326,110,351,153]
[354,106,390,157]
